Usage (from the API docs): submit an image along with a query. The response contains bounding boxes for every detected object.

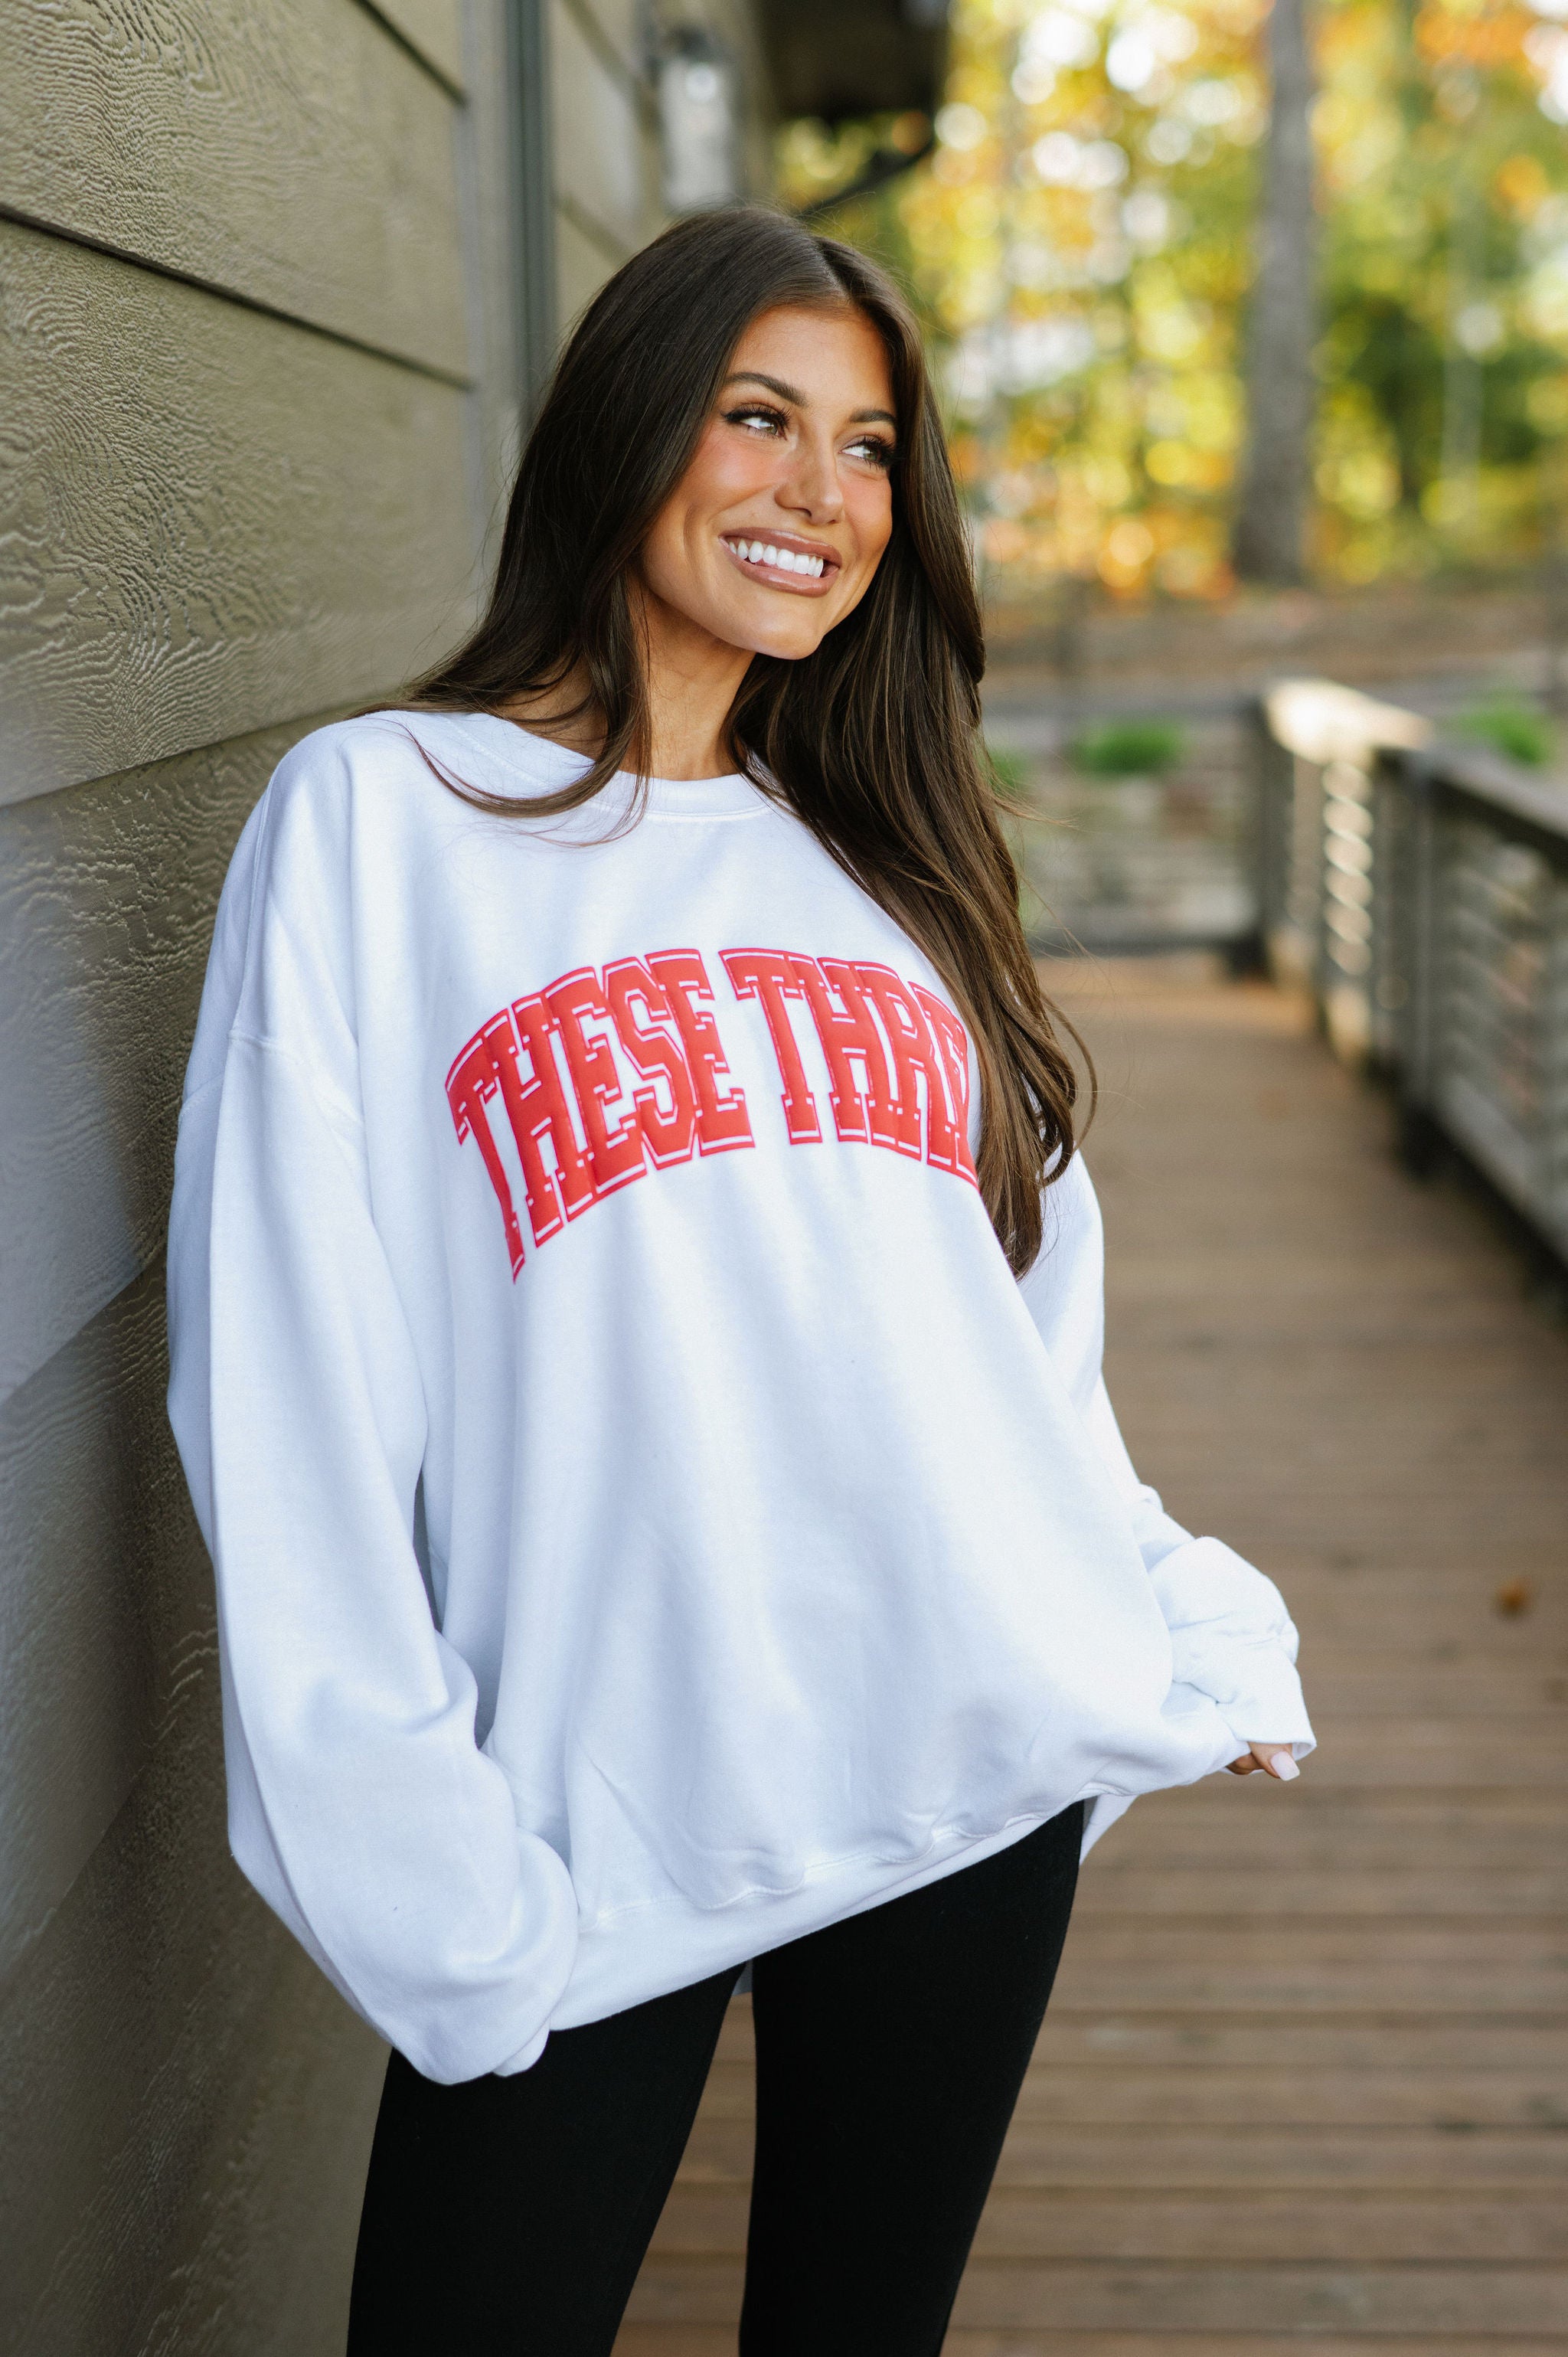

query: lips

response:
[720,532,840,592]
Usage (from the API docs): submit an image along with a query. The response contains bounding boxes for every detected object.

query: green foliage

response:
[986,744,1031,794]
[1070,718,1187,776]
[1452,696,1557,766]
[1314,0,1568,581]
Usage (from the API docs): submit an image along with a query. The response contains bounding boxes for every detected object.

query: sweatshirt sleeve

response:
[1020,1156,1315,1758]
[166,763,578,2084]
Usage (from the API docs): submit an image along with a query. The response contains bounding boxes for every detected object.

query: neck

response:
[504,580,752,781]
[632,580,753,779]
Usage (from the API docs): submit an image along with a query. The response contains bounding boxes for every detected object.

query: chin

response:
[752,633,822,662]
[717,612,832,663]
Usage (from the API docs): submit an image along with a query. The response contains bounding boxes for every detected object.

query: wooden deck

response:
[616,960,1568,2355]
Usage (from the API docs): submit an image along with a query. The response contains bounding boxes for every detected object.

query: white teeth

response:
[727,537,827,577]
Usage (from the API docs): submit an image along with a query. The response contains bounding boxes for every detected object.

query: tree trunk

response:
[1233,0,1318,584]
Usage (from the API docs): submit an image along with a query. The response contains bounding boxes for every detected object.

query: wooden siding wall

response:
[549,0,773,326]
[0,4,520,2349]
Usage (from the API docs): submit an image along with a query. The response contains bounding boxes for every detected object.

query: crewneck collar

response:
[427,711,766,822]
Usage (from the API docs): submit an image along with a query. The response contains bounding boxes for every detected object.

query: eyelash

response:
[722,404,896,472]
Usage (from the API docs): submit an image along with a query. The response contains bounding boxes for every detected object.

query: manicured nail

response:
[1269,1752,1300,1781]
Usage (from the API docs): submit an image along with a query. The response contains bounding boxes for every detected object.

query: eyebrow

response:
[722,370,897,429]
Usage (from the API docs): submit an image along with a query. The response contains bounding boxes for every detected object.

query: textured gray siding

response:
[0,3,517,2346]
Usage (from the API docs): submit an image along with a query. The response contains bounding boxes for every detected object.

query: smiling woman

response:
[403,207,1084,1273]
[408,205,1084,1272]
[165,204,1313,2357]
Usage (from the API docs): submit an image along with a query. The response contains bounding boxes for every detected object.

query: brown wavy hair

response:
[410,206,1088,1273]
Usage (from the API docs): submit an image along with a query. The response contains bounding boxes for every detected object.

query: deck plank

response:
[616,962,1568,2352]
[623,2338,1568,2356]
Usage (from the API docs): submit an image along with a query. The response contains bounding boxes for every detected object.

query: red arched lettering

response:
[911,985,978,1185]
[502,993,599,1241]
[850,963,940,1161]
[603,958,699,1165]
[720,948,822,1143]
[646,950,753,1154]
[791,955,896,1146]
[547,968,647,1197]
[446,1019,528,1276]
[856,963,966,1166]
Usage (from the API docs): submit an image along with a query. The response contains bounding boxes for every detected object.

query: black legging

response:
[348,1802,1083,2355]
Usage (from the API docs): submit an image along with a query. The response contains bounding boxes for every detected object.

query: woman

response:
[168,208,1312,2354]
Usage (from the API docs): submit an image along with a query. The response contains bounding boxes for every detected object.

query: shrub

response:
[1452,697,1556,768]
[1069,718,1187,776]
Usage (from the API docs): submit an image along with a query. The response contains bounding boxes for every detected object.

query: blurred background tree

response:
[1233,0,1317,580]
[775,0,1568,605]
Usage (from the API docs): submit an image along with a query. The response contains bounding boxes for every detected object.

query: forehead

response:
[727,304,896,417]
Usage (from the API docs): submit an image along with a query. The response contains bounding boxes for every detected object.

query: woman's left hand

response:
[1226,1743,1301,1780]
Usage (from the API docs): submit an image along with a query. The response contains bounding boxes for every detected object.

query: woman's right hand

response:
[1227,1743,1301,1780]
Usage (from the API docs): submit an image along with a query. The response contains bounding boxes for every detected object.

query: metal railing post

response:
[1394,750,1442,1174]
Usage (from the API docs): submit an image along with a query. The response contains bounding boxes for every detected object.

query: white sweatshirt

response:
[167,712,1312,2085]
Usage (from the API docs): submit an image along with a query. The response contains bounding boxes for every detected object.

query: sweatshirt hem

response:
[550,1803,1085,2033]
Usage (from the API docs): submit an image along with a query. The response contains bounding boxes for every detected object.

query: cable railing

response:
[1256,678,1568,1266]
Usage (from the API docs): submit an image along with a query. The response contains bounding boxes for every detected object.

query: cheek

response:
[848,479,893,568]
[640,433,779,610]
[844,479,894,587]
[680,421,779,515]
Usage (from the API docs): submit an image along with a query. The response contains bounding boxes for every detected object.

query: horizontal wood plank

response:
[1296,1662,1568,1713]
[946,2264,1568,2334]
[1032,2016,1568,2070]
[363,0,466,89]
[1102,1782,1568,1833]
[1276,1721,1568,1783]
[0,1267,209,1985]
[1263,1572,1568,1643]
[0,0,467,375]
[704,1999,1568,2076]
[674,2115,1568,2190]
[106,1934,382,2357]
[692,2051,1568,2129]
[648,2185,1568,2262]
[0,1632,381,2350]
[622,2260,1568,2332]
[0,720,304,1398]
[1048,1918,1568,2012]
[1075,1865,1568,1914]
[619,2337,1568,2357]
[0,221,475,806]
[943,2342,1568,2357]
[557,201,622,330]
[550,0,651,256]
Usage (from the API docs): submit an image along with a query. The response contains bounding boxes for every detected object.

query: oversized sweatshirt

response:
[166,711,1314,2085]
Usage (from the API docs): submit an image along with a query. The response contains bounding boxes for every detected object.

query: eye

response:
[845,434,896,471]
[723,403,788,437]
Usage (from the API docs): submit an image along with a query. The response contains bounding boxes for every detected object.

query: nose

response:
[777,427,844,525]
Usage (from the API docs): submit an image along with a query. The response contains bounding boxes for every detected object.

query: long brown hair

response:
[410,206,1088,1273]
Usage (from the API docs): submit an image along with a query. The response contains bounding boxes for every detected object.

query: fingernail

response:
[1270,1753,1300,1781]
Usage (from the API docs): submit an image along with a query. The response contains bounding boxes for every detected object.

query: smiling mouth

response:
[720,533,839,590]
